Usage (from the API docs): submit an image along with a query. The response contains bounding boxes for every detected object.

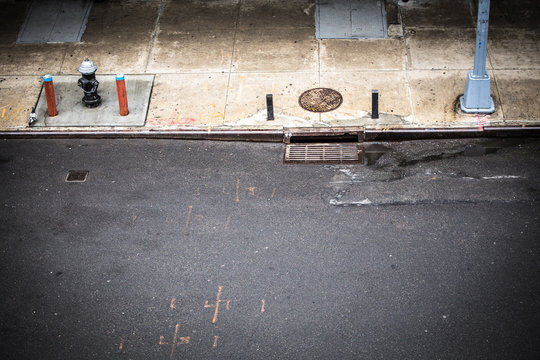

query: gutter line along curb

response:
[0,127,539,142]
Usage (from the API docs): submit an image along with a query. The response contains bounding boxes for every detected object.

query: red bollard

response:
[43,75,58,117]
[115,73,129,116]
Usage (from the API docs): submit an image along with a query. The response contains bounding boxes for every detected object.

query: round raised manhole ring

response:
[299,88,343,113]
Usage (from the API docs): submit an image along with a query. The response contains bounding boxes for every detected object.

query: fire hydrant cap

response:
[78,58,98,75]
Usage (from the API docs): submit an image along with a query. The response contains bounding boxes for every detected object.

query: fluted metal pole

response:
[460,0,495,114]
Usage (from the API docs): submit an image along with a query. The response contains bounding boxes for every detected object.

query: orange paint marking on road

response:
[161,324,191,360]
[118,339,124,351]
[170,297,176,309]
[246,187,256,195]
[213,336,219,348]
[270,187,276,199]
[235,178,240,203]
[204,286,232,324]
[261,299,266,313]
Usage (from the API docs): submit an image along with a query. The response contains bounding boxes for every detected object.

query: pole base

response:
[459,95,495,114]
[460,70,495,114]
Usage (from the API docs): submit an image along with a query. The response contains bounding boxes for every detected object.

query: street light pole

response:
[460,0,495,114]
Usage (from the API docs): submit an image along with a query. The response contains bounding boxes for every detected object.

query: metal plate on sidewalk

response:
[299,88,343,113]
[316,0,388,39]
[17,0,93,44]
[285,143,363,164]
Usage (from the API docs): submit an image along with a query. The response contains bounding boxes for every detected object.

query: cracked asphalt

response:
[1,138,539,359]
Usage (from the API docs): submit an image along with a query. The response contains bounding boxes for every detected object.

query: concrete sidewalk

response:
[0,0,539,135]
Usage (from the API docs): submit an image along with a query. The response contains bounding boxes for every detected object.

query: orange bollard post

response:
[43,75,58,117]
[115,73,129,116]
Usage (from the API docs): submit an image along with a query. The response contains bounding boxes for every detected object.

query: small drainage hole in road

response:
[66,170,89,182]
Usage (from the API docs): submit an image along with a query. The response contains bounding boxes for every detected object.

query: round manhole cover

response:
[299,88,343,113]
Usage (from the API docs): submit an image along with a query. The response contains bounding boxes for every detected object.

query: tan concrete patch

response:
[238,0,314,29]
[399,0,475,28]
[489,30,540,70]
[320,39,404,72]
[61,41,150,75]
[494,70,540,121]
[147,73,229,127]
[224,72,319,128]
[406,28,477,70]
[0,44,66,76]
[318,71,411,126]
[408,70,503,126]
[160,0,239,32]
[0,76,41,129]
[148,30,236,73]
[232,28,317,72]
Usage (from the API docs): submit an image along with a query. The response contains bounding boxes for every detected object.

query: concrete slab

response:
[0,44,66,76]
[17,0,93,44]
[399,0,475,28]
[239,0,314,29]
[61,41,151,75]
[408,70,504,126]
[488,29,540,70]
[319,71,411,126]
[59,0,158,75]
[224,72,320,127]
[232,28,318,72]
[406,28,477,70]
[33,75,153,127]
[494,70,540,122]
[0,76,41,128]
[0,2,29,45]
[80,0,158,43]
[489,0,540,30]
[146,73,229,127]
[148,30,236,73]
[316,0,387,39]
[320,39,404,72]
[160,0,239,32]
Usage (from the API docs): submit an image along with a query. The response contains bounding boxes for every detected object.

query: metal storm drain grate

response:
[65,170,89,182]
[285,143,362,164]
[299,88,343,112]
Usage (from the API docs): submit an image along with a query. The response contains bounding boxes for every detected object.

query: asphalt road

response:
[0,138,539,359]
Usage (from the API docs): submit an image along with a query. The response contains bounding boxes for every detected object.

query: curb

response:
[1,127,539,142]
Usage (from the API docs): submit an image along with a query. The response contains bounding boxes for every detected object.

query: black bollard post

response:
[371,89,379,119]
[266,94,274,121]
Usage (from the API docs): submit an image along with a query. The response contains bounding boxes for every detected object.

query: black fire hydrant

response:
[78,58,101,108]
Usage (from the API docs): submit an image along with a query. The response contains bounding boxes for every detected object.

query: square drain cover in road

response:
[17,0,93,44]
[285,143,363,164]
[33,75,154,127]
[316,0,388,39]
[66,170,89,182]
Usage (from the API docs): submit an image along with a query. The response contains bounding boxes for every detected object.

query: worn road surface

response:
[1,138,539,359]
